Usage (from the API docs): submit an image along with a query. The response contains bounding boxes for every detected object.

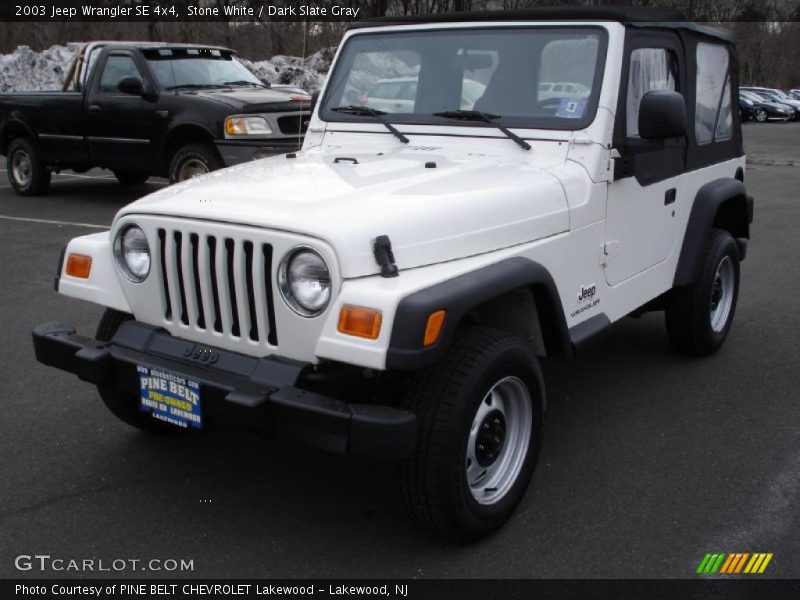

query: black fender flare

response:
[385,257,571,371]
[158,121,218,167]
[673,178,753,286]
[0,116,38,155]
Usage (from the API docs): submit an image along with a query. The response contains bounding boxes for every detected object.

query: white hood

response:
[118,142,569,278]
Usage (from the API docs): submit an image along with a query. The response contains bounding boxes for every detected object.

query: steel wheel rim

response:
[710,256,735,333]
[466,376,532,506]
[11,149,32,187]
[178,158,208,181]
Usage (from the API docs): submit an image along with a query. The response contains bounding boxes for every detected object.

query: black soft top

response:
[349,7,733,43]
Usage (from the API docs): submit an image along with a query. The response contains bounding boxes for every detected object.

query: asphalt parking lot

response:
[1,123,798,579]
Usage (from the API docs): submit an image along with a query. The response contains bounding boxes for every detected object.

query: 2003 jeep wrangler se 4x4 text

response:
[33,8,753,541]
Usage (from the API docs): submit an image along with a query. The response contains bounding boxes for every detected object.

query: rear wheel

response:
[665,229,740,356]
[95,309,182,434]
[399,326,544,541]
[114,170,149,186]
[7,137,50,195]
[168,143,222,183]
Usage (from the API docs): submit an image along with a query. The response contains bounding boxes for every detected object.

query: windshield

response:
[320,27,608,130]
[143,48,262,89]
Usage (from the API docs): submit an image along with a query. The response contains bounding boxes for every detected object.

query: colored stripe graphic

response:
[700,552,773,575]
[758,554,773,573]
[697,553,727,574]
[719,554,736,574]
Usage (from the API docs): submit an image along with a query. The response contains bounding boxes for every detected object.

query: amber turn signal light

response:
[65,254,92,279]
[423,309,446,347]
[338,306,382,340]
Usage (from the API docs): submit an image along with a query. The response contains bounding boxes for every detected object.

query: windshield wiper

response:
[432,110,531,150]
[222,80,268,88]
[330,106,409,144]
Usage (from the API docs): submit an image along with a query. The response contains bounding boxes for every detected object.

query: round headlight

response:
[114,224,150,282]
[278,247,331,317]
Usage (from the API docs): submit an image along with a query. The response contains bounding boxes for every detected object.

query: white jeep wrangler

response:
[34,8,753,541]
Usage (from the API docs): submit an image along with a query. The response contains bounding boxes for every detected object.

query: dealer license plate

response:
[137,365,202,429]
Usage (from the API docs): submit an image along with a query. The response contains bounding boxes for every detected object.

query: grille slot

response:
[156,228,277,346]
[277,113,310,135]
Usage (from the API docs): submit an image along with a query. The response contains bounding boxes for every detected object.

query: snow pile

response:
[242,46,336,91]
[0,43,81,92]
[0,43,335,93]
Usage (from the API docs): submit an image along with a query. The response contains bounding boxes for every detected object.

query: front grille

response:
[277,113,310,135]
[157,228,278,346]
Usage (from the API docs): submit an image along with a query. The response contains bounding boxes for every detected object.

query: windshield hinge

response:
[373,235,399,278]
[601,241,620,266]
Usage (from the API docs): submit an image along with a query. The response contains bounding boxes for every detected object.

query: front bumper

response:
[215,139,302,166]
[32,321,416,459]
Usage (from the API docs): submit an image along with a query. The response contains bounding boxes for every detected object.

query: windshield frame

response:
[319,25,610,132]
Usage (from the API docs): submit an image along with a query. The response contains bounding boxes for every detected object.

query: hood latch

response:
[373,235,398,278]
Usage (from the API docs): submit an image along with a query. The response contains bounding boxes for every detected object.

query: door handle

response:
[88,105,101,113]
[664,188,676,205]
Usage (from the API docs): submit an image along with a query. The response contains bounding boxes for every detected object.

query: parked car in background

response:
[537,81,591,101]
[738,95,760,122]
[740,90,793,122]
[0,42,311,195]
[789,89,800,101]
[741,86,800,119]
[363,77,486,113]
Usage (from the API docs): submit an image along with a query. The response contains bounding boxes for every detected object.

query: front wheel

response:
[168,143,222,183]
[665,229,740,356]
[755,108,768,123]
[7,137,51,196]
[399,326,544,541]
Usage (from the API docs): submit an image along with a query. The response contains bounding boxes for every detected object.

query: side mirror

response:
[259,78,272,87]
[638,91,687,140]
[118,76,144,96]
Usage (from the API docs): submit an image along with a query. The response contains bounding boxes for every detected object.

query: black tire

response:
[168,142,222,184]
[6,137,51,196]
[665,229,740,356]
[113,170,149,186]
[755,108,768,123]
[399,326,544,542]
[95,309,182,434]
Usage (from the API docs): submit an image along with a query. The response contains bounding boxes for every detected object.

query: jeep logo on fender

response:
[578,284,597,303]
[183,344,219,364]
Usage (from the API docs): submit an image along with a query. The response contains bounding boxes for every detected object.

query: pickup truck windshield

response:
[320,27,607,131]
[142,48,263,90]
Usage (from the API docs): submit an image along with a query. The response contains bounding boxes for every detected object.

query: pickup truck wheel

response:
[95,309,182,434]
[7,138,50,196]
[398,326,544,541]
[169,143,222,183]
[113,170,149,186]
[665,228,740,356]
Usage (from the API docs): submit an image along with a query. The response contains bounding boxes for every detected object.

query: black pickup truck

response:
[0,42,311,195]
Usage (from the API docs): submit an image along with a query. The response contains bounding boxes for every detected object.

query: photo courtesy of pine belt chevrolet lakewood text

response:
[30,8,753,541]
